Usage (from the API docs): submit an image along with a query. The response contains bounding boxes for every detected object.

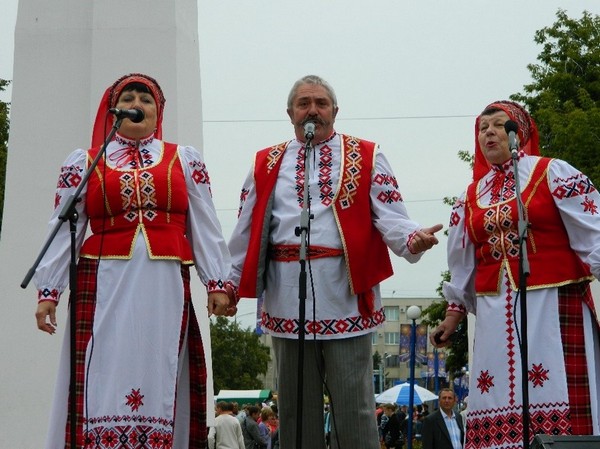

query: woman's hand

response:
[207,291,231,317]
[430,312,463,348]
[35,301,57,335]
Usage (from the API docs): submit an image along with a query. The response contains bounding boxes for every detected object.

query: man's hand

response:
[409,223,443,254]
[207,291,231,317]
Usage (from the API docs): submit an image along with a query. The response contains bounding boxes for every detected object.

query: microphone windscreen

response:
[131,109,144,123]
[504,120,518,134]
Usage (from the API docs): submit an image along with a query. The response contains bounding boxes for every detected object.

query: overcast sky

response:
[2,1,599,330]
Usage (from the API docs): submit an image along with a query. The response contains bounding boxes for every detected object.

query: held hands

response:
[208,283,239,317]
[207,291,232,317]
[409,224,443,254]
[36,301,58,335]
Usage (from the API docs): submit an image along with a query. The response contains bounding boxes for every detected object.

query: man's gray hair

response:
[287,75,338,109]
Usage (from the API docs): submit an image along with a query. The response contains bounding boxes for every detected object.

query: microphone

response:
[504,120,519,155]
[303,121,316,140]
[109,108,145,123]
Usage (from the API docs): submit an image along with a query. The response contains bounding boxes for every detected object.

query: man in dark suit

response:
[421,388,464,449]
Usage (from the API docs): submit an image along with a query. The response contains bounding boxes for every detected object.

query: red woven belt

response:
[269,244,343,261]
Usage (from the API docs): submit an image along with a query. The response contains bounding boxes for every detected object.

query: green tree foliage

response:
[512,9,600,185]
[0,79,10,238]
[373,350,382,370]
[210,316,271,394]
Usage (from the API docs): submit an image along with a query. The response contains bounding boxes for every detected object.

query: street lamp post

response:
[406,305,421,449]
[379,358,384,394]
[459,366,469,404]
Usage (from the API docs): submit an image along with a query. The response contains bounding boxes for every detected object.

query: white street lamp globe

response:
[407,305,422,320]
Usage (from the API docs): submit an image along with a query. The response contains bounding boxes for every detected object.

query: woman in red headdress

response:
[33,73,235,448]
[431,101,600,448]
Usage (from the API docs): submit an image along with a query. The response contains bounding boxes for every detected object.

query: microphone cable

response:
[83,111,114,441]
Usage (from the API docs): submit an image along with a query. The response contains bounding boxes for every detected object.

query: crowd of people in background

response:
[207,393,469,449]
[375,391,469,449]
[208,401,279,449]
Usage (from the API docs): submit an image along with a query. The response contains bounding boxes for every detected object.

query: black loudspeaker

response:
[531,434,600,449]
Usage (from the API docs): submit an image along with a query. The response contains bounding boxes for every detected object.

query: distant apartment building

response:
[374,296,450,394]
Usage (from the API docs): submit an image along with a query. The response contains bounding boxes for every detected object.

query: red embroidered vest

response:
[238,135,393,299]
[80,142,193,263]
[465,157,592,294]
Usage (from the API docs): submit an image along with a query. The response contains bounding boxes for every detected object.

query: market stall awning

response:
[215,389,273,405]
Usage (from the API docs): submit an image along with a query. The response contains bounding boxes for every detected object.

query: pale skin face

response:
[114,89,158,140]
[477,110,514,165]
[287,83,338,143]
[439,390,457,416]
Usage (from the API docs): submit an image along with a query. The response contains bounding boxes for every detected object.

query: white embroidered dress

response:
[444,156,600,449]
[34,136,230,449]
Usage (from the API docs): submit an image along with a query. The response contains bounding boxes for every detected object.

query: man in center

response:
[228,75,442,449]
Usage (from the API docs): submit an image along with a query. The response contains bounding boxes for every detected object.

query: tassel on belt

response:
[269,244,343,261]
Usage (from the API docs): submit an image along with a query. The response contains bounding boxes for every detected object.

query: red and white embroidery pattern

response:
[295,147,307,207]
[581,195,599,215]
[112,136,155,168]
[489,169,515,204]
[318,145,334,206]
[476,370,495,394]
[337,136,363,210]
[189,159,210,186]
[483,205,518,260]
[552,172,596,200]
[39,288,60,302]
[529,363,550,388]
[261,307,385,336]
[119,172,158,222]
[374,173,403,204]
[266,143,286,174]
[57,164,83,189]
[138,171,158,221]
[85,392,165,448]
[206,279,226,292]
[295,145,337,207]
[449,199,465,228]
[504,278,518,405]
[467,405,570,449]
[238,188,249,218]
[120,173,138,221]
[447,302,467,314]
[83,420,174,449]
[126,388,145,412]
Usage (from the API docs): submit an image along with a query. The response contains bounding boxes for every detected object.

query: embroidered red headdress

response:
[472,100,540,182]
[91,73,166,147]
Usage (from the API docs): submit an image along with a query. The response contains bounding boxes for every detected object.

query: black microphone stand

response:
[510,147,532,449]
[21,117,125,449]
[294,132,314,449]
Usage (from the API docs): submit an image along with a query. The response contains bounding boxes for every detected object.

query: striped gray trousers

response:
[272,333,380,449]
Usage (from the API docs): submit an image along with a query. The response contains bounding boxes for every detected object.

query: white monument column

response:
[0,1,207,447]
